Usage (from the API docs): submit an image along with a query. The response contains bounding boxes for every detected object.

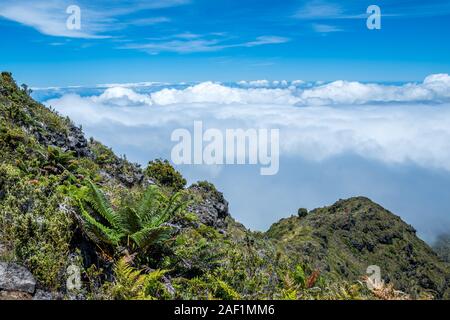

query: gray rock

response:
[0,262,36,294]
[188,182,230,229]
[162,276,176,297]
[32,120,91,158]
[33,290,53,300]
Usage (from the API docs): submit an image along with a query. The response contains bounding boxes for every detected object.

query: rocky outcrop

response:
[188,182,230,229]
[32,122,91,158]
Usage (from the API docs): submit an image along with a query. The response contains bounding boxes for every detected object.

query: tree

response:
[297,208,308,218]
[21,83,33,96]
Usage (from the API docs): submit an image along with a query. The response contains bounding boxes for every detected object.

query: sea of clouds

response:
[35,74,450,242]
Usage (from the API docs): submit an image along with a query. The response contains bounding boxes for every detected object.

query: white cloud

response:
[299,74,450,105]
[126,39,223,54]
[150,82,300,105]
[294,1,344,19]
[242,36,290,47]
[311,23,343,33]
[96,81,169,89]
[238,80,291,88]
[42,74,450,107]
[93,87,153,106]
[136,74,450,106]
[294,1,450,21]
[126,17,171,26]
[0,1,108,39]
[43,74,450,173]
[0,0,188,38]
[123,34,290,54]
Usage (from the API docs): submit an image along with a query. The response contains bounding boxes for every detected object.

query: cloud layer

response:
[53,73,450,106]
[43,74,450,173]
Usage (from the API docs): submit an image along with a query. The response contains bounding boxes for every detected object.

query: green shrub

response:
[297,208,308,218]
[145,159,186,192]
[0,164,73,290]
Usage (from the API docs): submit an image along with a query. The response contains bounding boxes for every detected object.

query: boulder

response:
[188,182,230,229]
[0,262,36,294]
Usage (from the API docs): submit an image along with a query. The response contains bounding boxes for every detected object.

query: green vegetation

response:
[145,159,186,191]
[297,208,308,218]
[1,72,449,300]
[108,257,170,300]
[434,234,450,263]
[74,180,187,251]
[267,197,450,299]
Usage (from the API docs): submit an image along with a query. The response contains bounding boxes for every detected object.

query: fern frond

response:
[86,180,122,229]
[164,191,189,219]
[141,269,169,300]
[113,258,149,300]
[116,206,141,235]
[79,201,124,246]
[136,185,165,224]
[142,191,186,228]
[131,226,171,249]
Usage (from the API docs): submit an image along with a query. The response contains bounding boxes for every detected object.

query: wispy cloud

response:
[293,0,450,21]
[294,1,344,20]
[122,34,290,54]
[243,36,290,47]
[125,17,171,27]
[0,0,188,38]
[311,23,343,33]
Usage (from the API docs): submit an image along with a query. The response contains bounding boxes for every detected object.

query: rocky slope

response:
[1,72,449,300]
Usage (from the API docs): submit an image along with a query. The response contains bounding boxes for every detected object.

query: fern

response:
[85,180,122,229]
[112,258,149,300]
[131,226,171,250]
[293,265,306,288]
[78,200,124,246]
[111,257,169,300]
[76,180,187,252]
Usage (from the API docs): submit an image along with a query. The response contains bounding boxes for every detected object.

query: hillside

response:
[267,197,450,298]
[0,72,449,300]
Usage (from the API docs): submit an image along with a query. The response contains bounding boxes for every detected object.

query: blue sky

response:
[1,0,450,86]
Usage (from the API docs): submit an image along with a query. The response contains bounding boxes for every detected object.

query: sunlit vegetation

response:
[1,72,448,300]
